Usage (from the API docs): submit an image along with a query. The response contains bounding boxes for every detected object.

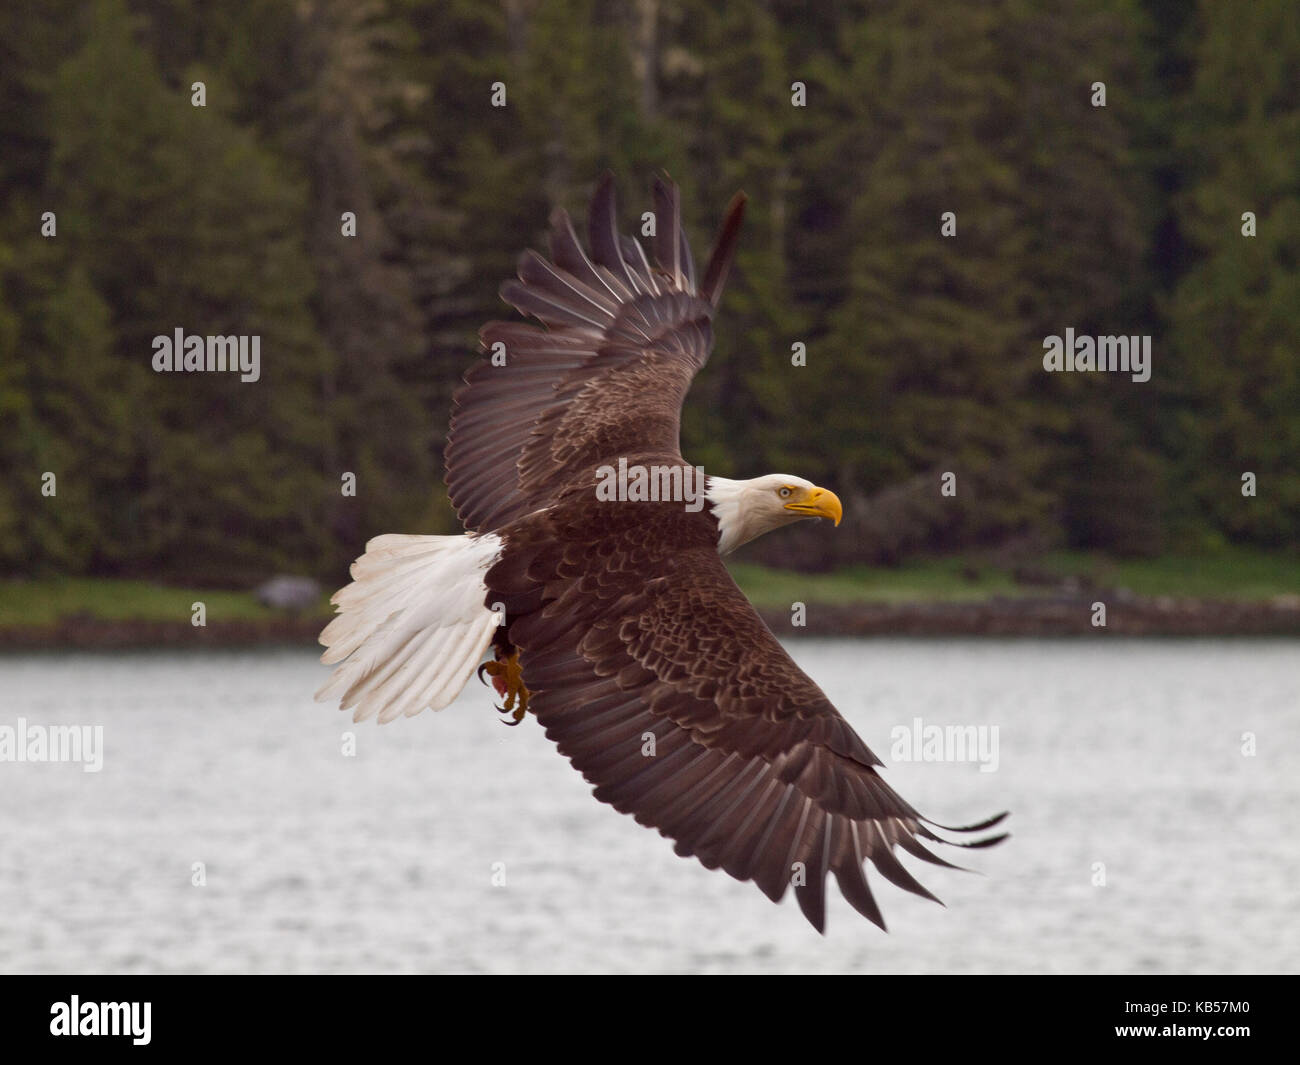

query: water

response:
[1,639,1295,974]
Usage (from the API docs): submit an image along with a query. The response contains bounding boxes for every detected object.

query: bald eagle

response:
[317,174,1007,933]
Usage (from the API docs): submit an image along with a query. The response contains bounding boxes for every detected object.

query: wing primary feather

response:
[793,811,832,933]
[619,235,660,296]
[939,831,1011,850]
[780,796,814,902]
[517,249,618,321]
[698,191,747,306]
[838,823,888,931]
[864,823,944,905]
[895,832,968,871]
[923,811,1010,833]
[691,760,771,851]
[652,174,682,290]
[548,207,623,303]
[715,776,781,875]
[588,171,638,294]
[748,783,797,901]
[679,219,696,292]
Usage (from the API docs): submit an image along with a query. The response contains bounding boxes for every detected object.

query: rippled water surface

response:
[1,639,1296,974]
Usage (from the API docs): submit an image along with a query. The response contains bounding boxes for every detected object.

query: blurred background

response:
[1,0,1297,606]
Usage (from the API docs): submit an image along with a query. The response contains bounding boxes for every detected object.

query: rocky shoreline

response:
[779,594,1300,637]
[3,593,1299,650]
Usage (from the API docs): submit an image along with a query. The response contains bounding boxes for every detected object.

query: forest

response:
[1,0,1296,585]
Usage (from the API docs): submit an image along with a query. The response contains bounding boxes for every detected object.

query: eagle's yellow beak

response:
[784,485,842,526]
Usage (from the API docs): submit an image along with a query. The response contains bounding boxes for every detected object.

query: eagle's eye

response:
[778,486,792,498]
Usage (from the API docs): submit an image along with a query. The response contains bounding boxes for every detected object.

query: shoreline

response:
[3,594,1298,650]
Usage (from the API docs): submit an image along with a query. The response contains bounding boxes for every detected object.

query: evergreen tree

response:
[798,1,1048,564]
[45,0,332,580]
[1166,0,1300,548]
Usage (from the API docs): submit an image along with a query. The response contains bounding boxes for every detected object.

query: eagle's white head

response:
[705,474,843,555]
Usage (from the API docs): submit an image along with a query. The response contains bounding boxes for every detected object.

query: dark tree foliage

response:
[0,0,1294,582]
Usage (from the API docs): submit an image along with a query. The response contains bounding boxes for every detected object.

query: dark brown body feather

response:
[446,175,1006,932]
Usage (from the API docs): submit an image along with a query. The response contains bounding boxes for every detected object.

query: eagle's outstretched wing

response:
[489,498,1007,933]
[445,173,745,533]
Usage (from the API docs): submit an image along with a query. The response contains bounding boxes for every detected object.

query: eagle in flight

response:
[317,174,1007,932]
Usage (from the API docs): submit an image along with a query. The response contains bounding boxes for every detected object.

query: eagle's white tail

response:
[315,533,503,724]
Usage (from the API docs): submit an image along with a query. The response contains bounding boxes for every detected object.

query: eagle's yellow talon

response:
[489,650,530,724]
